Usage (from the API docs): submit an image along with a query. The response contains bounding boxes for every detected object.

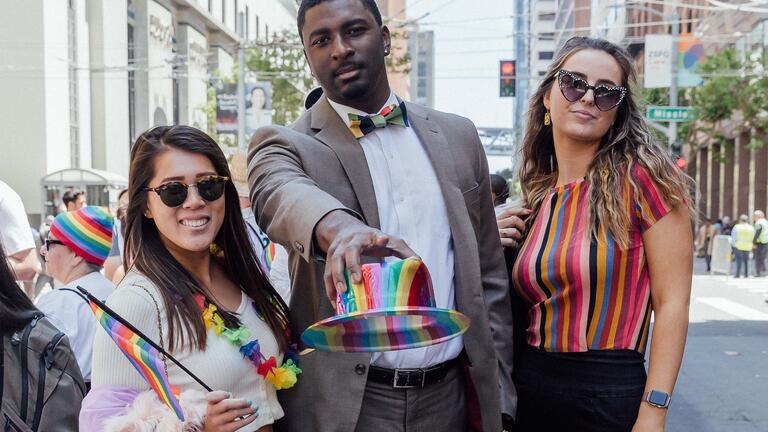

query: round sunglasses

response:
[557,69,626,112]
[144,175,229,208]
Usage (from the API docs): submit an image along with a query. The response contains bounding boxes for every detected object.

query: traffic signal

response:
[675,157,687,169]
[500,60,516,97]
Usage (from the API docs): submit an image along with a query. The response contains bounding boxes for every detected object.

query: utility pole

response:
[514,0,528,146]
[237,11,246,150]
[669,11,680,151]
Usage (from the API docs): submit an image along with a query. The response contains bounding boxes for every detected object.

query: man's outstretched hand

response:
[315,210,418,304]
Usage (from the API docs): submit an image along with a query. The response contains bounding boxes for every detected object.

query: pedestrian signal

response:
[500,60,516,98]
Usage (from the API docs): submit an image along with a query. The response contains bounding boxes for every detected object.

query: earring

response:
[544,111,551,126]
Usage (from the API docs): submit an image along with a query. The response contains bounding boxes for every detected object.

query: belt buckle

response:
[392,368,425,389]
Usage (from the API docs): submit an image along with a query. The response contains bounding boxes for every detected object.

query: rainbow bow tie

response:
[348,102,409,139]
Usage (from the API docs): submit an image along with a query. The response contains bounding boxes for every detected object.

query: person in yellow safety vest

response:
[732,214,756,278]
[753,210,768,277]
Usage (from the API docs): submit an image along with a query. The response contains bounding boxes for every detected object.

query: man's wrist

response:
[314,209,360,253]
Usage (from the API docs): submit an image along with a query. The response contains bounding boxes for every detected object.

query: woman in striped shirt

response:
[508,37,695,431]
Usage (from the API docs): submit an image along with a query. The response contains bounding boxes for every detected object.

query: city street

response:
[666,258,768,432]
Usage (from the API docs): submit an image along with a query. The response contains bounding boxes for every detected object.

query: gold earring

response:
[544,111,551,126]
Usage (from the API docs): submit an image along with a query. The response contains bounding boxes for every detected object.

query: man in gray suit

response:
[247,0,515,430]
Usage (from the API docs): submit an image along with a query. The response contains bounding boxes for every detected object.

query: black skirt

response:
[514,345,647,432]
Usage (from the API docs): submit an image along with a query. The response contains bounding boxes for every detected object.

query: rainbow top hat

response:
[301,257,470,352]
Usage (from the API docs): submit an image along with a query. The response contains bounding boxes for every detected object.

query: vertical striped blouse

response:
[511,165,671,353]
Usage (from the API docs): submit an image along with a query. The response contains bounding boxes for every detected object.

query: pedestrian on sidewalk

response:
[732,214,755,278]
[35,206,115,387]
[0,180,41,293]
[510,36,695,432]
[753,210,768,277]
[696,218,715,271]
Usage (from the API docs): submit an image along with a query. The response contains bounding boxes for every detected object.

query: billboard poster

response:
[644,34,672,89]
[216,82,273,135]
[678,33,704,88]
[246,82,273,135]
[215,82,238,134]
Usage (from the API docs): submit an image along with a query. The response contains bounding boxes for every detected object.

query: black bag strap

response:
[30,332,65,431]
[0,335,5,405]
[17,315,41,424]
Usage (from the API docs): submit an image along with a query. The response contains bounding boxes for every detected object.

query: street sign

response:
[646,106,695,122]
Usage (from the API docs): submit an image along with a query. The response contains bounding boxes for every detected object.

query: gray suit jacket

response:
[247,96,516,431]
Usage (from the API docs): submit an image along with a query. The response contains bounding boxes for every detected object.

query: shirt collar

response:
[327,91,399,128]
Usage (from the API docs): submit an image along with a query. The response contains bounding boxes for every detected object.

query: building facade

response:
[689,10,768,219]
[530,0,557,83]
[408,30,434,108]
[553,0,592,50]
[0,0,295,222]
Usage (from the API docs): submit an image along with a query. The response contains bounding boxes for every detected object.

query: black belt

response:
[367,358,459,389]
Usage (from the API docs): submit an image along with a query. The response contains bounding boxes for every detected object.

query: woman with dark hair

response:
[1,243,39,334]
[508,37,695,431]
[1,241,85,430]
[85,126,295,431]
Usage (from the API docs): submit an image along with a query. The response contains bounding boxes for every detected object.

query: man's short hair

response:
[62,190,76,207]
[297,0,383,41]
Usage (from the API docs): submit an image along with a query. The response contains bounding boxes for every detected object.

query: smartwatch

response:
[644,389,671,408]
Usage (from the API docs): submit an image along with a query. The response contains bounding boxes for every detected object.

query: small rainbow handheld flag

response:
[77,287,212,421]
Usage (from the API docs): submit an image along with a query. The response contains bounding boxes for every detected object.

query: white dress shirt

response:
[35,271,115,381]
[327,92,462,369]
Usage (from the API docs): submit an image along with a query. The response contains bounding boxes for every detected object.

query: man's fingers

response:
[330,248,348,297]
[386,238,418,259]
[345,244,363,284]
[323,270,337,305]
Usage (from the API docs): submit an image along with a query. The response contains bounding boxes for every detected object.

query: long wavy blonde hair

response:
[519,37,695,248]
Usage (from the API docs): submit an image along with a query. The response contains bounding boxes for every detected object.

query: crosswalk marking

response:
[693,275,768,293]
[696,297,768,321]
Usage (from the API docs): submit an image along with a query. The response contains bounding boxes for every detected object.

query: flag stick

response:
[76,286,213,392]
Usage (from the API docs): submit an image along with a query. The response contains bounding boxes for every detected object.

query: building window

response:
[208,0,212,12]
[128,23,136,145]
[245,6,250,38]
[234,0,239,32]
[68,0,79,167]
[538,71,546,76]
[539,51,554,60]
[539,12,555,21]
[222,0,226,24]
[539,32,555,41]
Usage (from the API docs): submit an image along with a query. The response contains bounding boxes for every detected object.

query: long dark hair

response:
[124,125,289,352]
[0,242,39,335]
[519,36,695,248]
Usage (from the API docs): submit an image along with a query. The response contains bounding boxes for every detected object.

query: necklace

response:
[193,294,301,390]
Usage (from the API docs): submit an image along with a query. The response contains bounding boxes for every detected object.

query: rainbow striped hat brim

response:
[301,306,469,353]
[300,257,470,352]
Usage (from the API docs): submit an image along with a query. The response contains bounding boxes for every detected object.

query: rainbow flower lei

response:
[194,294,301,390]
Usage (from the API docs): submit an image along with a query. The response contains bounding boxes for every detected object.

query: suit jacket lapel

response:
[405,102,463,208]
[310,97,381,230]
[406,102,478,304]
